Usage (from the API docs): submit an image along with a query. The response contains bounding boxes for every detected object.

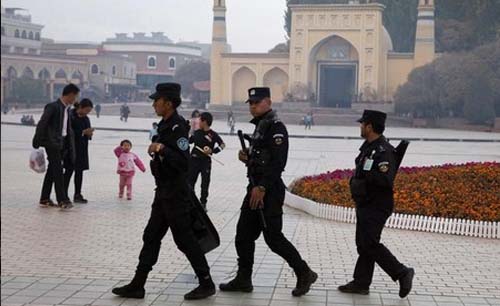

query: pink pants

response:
[119,175,134,199]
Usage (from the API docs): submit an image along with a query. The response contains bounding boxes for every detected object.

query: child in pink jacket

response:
[114,140,146,200]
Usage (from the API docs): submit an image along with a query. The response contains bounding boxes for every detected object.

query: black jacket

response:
[151,111,191,201]
[67,109,92,170]
[32,100,75,159]
[189,129,224,159]
[350,136,396,210]
[247,110,288,190]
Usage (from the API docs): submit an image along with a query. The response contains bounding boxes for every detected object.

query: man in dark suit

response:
[33,83,79,209]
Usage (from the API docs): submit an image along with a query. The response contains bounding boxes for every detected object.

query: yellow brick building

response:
[210,0,435,108]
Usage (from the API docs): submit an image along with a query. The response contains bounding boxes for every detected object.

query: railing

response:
[285,191,500,239]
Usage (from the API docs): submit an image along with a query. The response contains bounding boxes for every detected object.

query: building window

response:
[28,31,34,40]
[147,56,157,68]
[15,29,20,38]
[91,64,99,74]
[21,30,27,39]
[1,27,5,36]
[112,65,117,76]
[15,47,24,53]
[35,32,40,40]
[169,57,176,69]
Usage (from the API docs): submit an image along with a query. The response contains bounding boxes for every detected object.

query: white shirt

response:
[60,100,70,137]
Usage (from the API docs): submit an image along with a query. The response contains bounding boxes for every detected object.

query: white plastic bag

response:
[29,148,46,173]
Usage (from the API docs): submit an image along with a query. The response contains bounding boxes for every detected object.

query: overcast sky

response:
[3,0,288,52]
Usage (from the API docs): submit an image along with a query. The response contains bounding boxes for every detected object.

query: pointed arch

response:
[22,67,34,79]
[263,67,289,102]
[38,68,51,80]
[232,66,256,103]
[55,68,68,80]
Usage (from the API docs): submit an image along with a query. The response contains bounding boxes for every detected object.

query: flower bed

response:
[290,162,500,222]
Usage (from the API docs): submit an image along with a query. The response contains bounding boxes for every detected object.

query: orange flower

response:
[291,162,500,222]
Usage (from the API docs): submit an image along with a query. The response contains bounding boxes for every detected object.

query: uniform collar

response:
[160,110,179,127]
[359,135,385,151]
[250,109,275,125]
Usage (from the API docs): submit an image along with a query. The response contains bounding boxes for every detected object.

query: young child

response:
[114,140,146,200]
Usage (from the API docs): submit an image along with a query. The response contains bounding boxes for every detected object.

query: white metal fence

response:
[285,191,499,239]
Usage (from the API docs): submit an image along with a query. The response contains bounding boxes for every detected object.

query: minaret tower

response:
[414,0,435,67]
[210,0,227,104]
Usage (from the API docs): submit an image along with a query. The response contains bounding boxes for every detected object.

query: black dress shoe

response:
[338,281,369,295]
[112,284,145,299]
[74,194,88,204]
[399,268,415,298]
[184,282,216,300]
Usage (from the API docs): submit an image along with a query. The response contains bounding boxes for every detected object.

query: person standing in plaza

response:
[112,83,216,300]
[304,113,312,130]
[32,83,79,209]
[219,87,317,297]
[94,103,101,118]
[339,110,414,298]
[227,108,234,126]
[229,115,236,135]
[120,103,130,122]
[63,99,94,204]
[188,112,225,211]
[149,122,159,141]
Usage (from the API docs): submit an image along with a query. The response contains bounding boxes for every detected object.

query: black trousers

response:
[63,165,84,197]
[353,206,408,287]
[136,191,210,279]
[41,145,69,203]
[235,206,307,274]
[188,158,211,204]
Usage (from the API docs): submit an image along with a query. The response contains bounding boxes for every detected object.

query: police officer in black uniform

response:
[188,112,225,211]
[338,110,414,298]
[219,87,317,297]
[112,83,216,300]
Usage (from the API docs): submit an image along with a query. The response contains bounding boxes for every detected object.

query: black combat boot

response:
[292,263,318,297]
[398,267,415,298]
[219,270,253,292]
[184,275,216,300]
[112,271,148,299]
[338,280,369,295]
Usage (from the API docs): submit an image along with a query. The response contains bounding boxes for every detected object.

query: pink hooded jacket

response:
[114,146,146,176]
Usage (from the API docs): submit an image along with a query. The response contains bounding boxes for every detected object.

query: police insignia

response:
[275,137,283,145]
[378,161,389,173]
[177,137,189,151]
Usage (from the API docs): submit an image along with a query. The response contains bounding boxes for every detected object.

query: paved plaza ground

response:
[2,117,500,306]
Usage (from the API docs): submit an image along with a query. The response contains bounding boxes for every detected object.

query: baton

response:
[195,145,225,166]
[237,130,267,229]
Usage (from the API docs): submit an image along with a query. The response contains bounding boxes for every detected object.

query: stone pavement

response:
[3,113,500,141]
[1,122,500,306]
